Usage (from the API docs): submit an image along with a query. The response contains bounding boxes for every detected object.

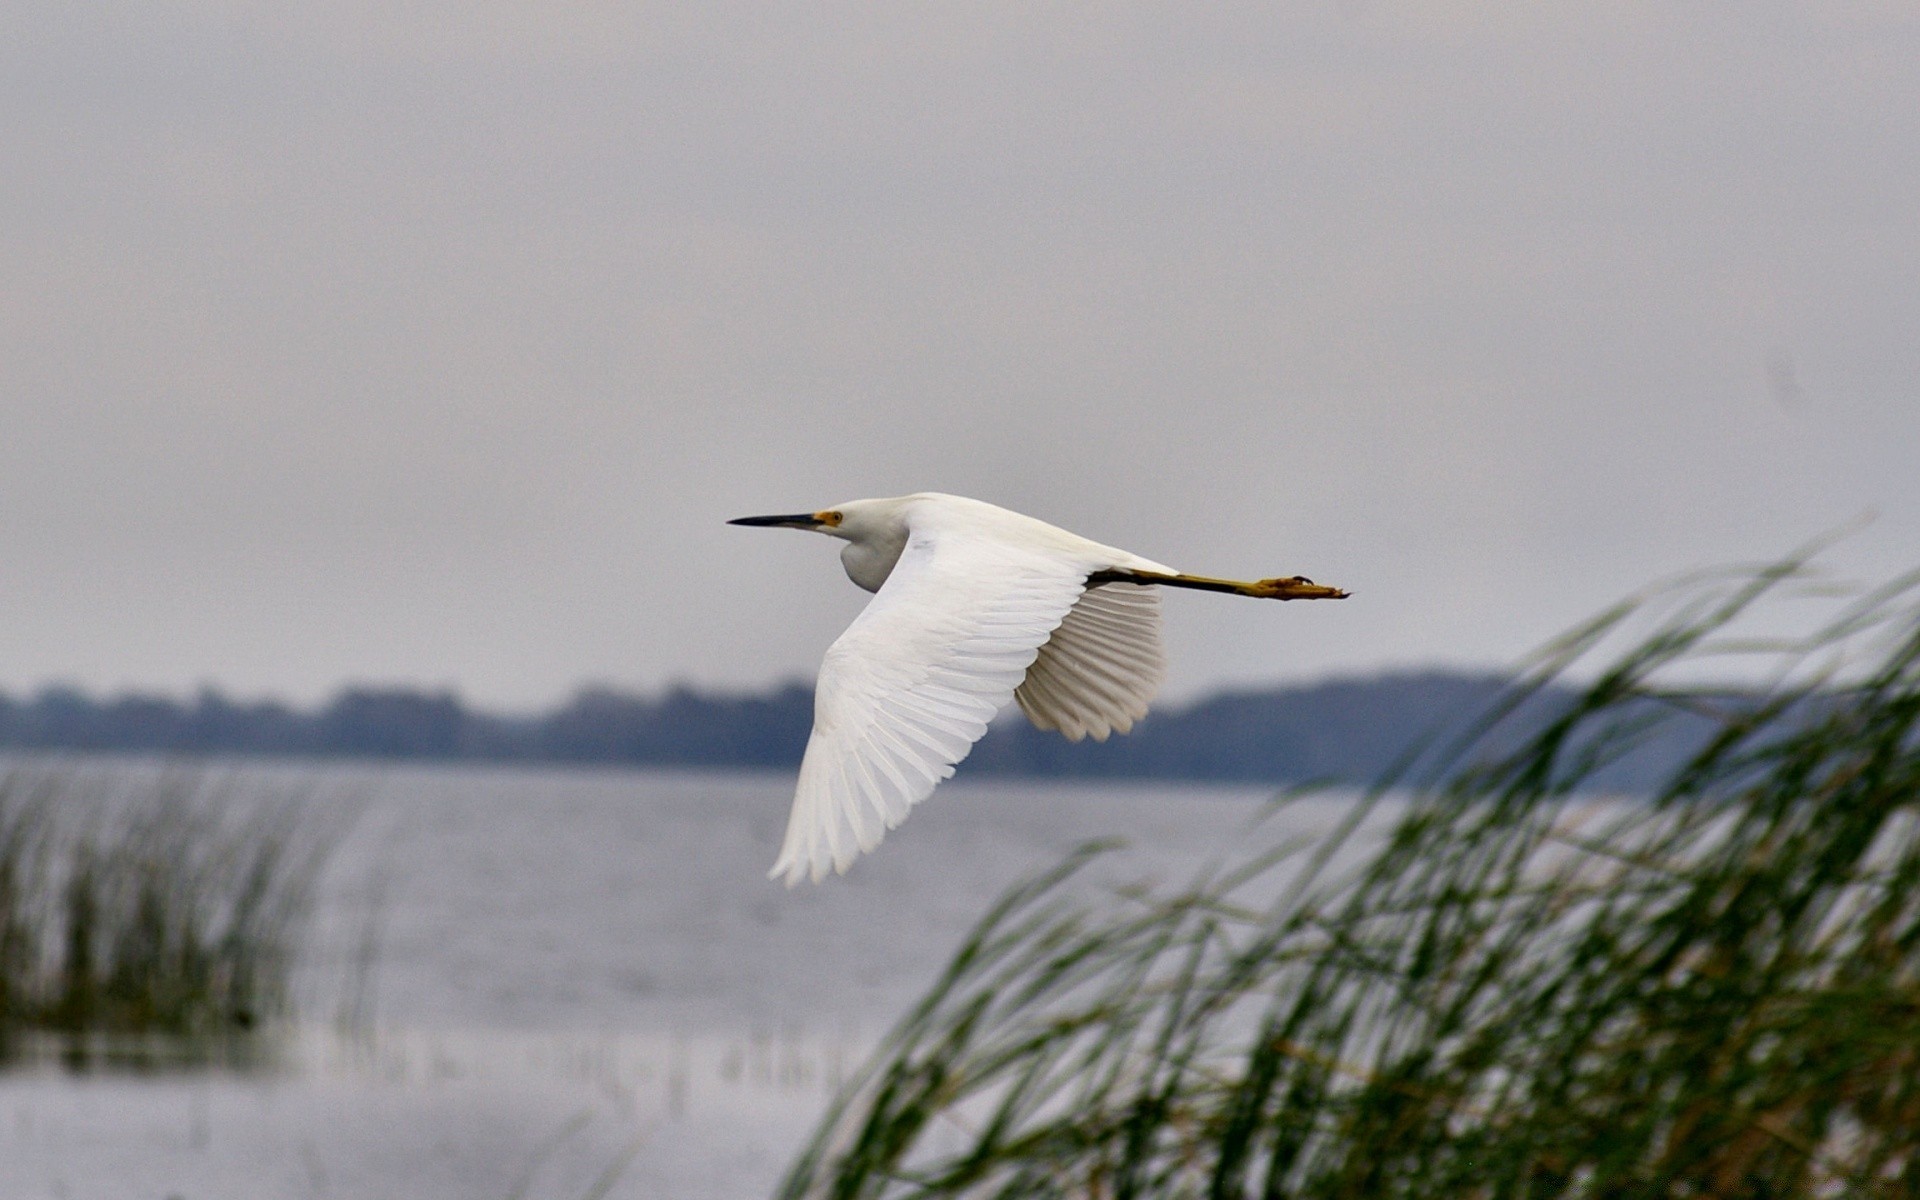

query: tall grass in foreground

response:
[0,767,334,1065]
[782,559,1920,1198]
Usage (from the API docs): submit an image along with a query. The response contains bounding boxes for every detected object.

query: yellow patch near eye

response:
[815,510,844,527]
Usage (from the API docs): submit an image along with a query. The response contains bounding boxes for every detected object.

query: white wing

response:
[770,531,1090,885]
[1015,582,1166,742]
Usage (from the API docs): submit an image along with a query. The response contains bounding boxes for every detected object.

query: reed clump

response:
[783,559,1920,1198]
[0,767,330,1062]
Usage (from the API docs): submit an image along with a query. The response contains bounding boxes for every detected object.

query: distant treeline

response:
[0,672,1716,791]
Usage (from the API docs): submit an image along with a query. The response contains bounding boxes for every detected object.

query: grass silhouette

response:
[782,555,1920,1198]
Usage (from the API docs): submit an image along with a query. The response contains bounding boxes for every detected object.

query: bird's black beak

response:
[728,512,822,529]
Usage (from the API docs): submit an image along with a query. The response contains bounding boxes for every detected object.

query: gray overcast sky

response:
[2,3,1917,709]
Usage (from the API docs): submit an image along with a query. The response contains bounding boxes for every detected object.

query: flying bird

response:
[730,493,1347,885]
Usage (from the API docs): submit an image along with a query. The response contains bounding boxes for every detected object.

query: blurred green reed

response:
[0,767,333,1064]
[782,556,1920,1198]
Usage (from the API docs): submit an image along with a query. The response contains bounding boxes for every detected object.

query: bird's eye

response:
[817,510,844,528]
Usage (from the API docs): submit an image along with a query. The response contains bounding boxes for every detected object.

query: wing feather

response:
[1015,582,1166,742]
[770,532,1090,885]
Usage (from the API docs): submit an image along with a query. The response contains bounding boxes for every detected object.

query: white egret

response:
[730,493,1347,885]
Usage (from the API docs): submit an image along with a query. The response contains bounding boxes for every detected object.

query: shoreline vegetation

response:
[0,670,1723,793]
[0,768,339,1067]
[782,558,1920,1197]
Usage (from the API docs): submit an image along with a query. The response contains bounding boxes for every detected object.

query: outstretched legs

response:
[1088,568,1349,601]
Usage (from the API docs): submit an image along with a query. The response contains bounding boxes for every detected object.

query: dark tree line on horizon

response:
[0,672,1714,792]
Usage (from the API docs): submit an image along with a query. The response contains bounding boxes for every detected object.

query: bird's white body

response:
[729,492,1344,886]
[827,493,1172,594]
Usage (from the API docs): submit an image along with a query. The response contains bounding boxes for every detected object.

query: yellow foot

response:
[1251,576,1350,601]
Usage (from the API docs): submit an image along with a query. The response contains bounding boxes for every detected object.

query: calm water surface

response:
[0,761,1355,1199]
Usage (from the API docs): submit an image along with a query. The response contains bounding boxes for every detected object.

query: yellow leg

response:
[1090,569,1350,601]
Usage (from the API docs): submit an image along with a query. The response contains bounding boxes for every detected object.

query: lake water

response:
[0,762,1361,1199]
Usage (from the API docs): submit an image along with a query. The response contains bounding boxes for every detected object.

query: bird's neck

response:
[840,530,908,593]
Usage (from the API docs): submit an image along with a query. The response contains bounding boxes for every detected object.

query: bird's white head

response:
[725,497,908,541]
[729,497,914,592]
